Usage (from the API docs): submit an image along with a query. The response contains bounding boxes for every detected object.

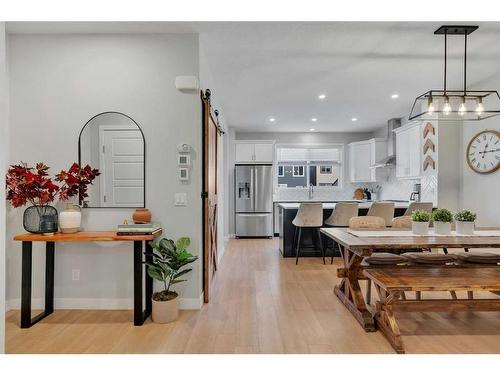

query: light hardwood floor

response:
[5,238,500,354]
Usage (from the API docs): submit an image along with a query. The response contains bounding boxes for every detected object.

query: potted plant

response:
[145,236,198,323]
[55,163,100,233]
[411,210,431,235]
[454,210,476,235]
[6,162,60,234]
[431,208,453,235]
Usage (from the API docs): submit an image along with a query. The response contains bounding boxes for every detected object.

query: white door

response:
[100,128,144,207]
[254,143,274,162]
[235,143,255,162]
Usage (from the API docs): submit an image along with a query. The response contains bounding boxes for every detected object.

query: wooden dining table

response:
[320,227,500,332]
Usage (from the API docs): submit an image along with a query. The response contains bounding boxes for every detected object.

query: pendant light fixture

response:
[409,25,500,121]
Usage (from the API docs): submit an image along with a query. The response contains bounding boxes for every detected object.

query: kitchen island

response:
[277,201,412,257]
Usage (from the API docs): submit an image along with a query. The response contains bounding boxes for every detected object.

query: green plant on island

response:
[454,210,476,222]
[145,237,198,302]
[431,208,453,223]
[411,210,431,222]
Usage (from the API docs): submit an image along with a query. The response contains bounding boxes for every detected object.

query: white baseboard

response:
[6,293,205,312]
[179,292,204,310]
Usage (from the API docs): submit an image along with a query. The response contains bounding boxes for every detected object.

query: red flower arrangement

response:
[55,162,100,202]
[6,162,100,208]
[6,163,60,208]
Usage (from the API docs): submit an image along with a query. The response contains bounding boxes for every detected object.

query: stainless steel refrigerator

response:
[235,164,273,237]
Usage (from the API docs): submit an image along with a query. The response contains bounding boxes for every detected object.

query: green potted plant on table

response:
[454,210,476,235]
[145,236,198,323]
[411,210,431,235]
[431,208,453,235]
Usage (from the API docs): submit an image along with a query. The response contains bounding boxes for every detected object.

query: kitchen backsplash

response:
[375,168,420,201]
[274,165,438,203]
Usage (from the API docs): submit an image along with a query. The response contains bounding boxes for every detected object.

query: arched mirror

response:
[78,112,145,208]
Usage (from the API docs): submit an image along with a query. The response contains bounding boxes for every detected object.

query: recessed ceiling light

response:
[311,118,317,122]
[269,117,276,122]
[318,94,326,100]
[309,128,315,132]
[391,93,399,99]
[351,117,358,122]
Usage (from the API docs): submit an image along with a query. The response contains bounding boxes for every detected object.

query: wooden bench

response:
[363,267,500,354]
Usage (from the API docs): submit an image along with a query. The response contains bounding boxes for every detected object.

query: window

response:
[278,165,284,177]
[293,166,304,177]
[276,145,342,189]
[320,165,332,174]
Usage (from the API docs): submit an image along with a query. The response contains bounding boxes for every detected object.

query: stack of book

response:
[117,222,162,236]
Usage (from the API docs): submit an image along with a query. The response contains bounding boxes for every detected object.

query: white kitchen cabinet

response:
[395,122,422,179]
[254,143,274,162]
[349,138,387,183]
[235,141,274,163]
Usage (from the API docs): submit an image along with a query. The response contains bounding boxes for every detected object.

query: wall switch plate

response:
[175,193,187,206]
[72,269,80,281]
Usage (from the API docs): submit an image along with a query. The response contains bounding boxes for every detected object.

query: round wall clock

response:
[466,129,500,174]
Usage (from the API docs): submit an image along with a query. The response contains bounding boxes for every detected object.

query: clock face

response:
[466,130,500,174]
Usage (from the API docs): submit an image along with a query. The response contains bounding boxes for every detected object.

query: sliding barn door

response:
[202,90,220,303]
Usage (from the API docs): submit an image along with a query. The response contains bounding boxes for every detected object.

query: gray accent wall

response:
[6,33,203,309]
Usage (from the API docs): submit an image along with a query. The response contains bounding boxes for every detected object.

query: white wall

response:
[436,121,461,212]
[0,22,8,353]
[6,33,204,310]
[460,118,500,226]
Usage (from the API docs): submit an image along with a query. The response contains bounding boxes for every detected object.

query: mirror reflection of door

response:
[79,112,145,208]
[100,126,144,207]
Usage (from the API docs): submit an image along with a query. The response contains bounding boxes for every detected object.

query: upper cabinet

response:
[348,138,387,183]
[235,141,274,163]
[394,122,422,179]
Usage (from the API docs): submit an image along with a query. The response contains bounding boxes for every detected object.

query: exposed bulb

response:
[443,97,451,115]
[427,97,435,115]
[458,99,466,116]
[476,98,484,117]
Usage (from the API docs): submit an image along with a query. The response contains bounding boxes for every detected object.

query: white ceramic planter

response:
[412,221,429,235]
[456,221,475,235]
[434,221,452,235]
[152,297,179,323]
[59,204,82,234]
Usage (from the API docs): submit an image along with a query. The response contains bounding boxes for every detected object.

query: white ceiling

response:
[7,21,500,132]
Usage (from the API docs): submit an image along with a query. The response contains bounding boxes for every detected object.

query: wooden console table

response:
[13,231,162,328]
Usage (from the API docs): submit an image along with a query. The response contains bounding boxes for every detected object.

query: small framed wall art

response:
[178,154,191,167]
[179,167,189,181]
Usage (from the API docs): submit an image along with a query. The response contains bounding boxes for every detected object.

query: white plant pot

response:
[456,221,475,235]
[59,204,82,234]
[152,296,179,323]
[412,221,429,235]
[434,221,452,235]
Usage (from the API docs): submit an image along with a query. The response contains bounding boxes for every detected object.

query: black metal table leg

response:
[21,241,33,328]
[133,240,143,326]
[133,239,153,326]
[144,240,153,319]
[45,242,55,314]
[21,241,56,328]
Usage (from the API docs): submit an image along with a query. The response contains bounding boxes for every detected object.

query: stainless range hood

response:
[371,118,401,168]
